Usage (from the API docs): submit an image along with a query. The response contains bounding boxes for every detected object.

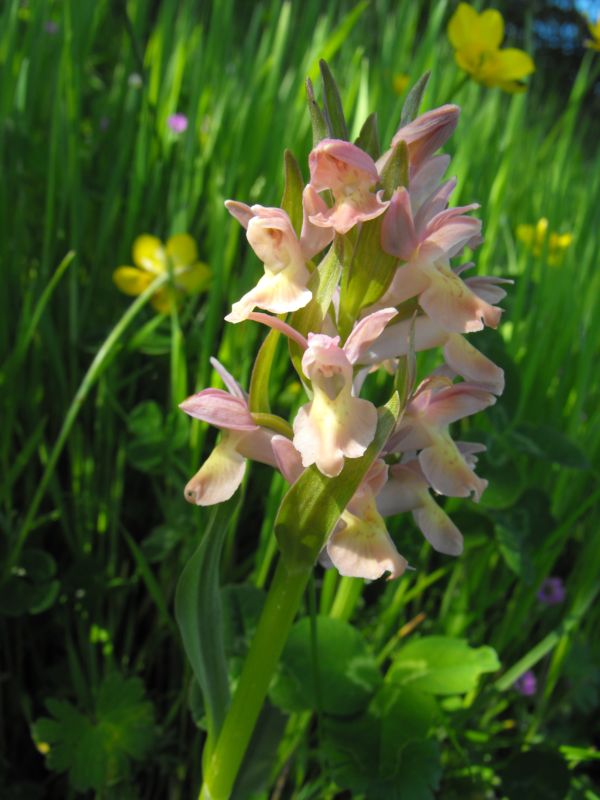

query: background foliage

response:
[1,0,599,797]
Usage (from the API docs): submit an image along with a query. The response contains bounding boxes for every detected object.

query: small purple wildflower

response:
[537,576,565,606]
[168,113,188,134]
[44,20,59,35]
[514,670,537,696]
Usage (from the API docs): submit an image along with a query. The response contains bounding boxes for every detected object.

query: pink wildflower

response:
[168,113,189,134]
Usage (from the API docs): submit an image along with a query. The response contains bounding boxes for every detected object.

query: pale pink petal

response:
[179,388,258,430]
[344,308,398,364]
[271,435,304,483]
[224,199,254,229]
[414,178,457,236]
[225,269,312,322]
[309,189,389,235]
[209,356,246,400]
[381,188,418,260]
[309,138,379,191]
[408,154,451,213]
[300,184,335,259]
[425,383,496,426]
[373,260,430,308]
[184,436,246,506]
[465,275,513,305]
[236,428,278,468]
[376,463,424,516]
[413,496,464,555]
[419,263,502,333]
[419,437,488,501]
[456,440,487,470]
[443,334,505,394]
[292,394,377,477]
[421,214,482,261]
[391,104,460,170]
[358,315,447,364]
[327,511,407,580]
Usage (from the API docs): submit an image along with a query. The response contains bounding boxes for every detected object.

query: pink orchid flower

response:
[376,187,502,334]
[326,460,408,580]
[377,104,460,175]
[358,268,511,394]
[377,459,464,556]
[308,139,389,235]
[389,377,495,501]
[272,438,407,580]
[180,359,277,505]
[293,309,398,477]
[224,202,320,322]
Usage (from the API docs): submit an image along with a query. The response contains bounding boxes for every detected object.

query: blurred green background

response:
[1,0,599,797]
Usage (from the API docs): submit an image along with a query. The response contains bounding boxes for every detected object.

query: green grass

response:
[1,0,599,797]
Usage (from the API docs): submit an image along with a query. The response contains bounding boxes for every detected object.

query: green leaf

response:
[0,548,60,617]
[175,499,239,746]
[231,702,287,800]
[280,150,304,236]
[387,636,500,695]
[399,71,431,127]
[32,674,155,792]
[319,59,349,140]
[339,218,398,335]
[510,422,590,469]
[498,749,571,800]
[354,112,380,160]
[305,77,327,144]
[274,393,400,568]
[249,328,280,414]
[380,140,409,199]
[270,616,381,714]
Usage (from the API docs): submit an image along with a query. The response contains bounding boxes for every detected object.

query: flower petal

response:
[300,184,335,259]
[133,234,166,273]
[113,267,154,296]
[179,388,258,430]
[419,263,502,334]
[271,435,304,484]
[166,233,198,267]
[491,48,535,81]
[175,261,211,293]
[447,2,480,50]
[184,435,246,506]
[209,357,246,400]
[225,270,312,322]
[224,199,254,229]
[419,436,488,501]
[327,510,407,580]
[477,9,505,50]
[413,495,464,555]
[444,334,505,394]
[381,188,418,260]
[344,308,398,364]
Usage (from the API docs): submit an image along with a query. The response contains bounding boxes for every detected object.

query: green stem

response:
[199,555,311,800]
[4,273,168,578]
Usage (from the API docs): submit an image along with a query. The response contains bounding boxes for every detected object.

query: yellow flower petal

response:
[477,9,504,50]
[489,48,535,82]
[133,234,166,273]
[113,266,154,296]
[448,3,480,50]
[175,261,211,294]
[166,233,198,268]
[150,287,181,313]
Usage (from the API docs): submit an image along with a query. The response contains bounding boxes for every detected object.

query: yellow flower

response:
[516,218,573,266]
[113,234,211,313]
[584,17,600,51]
[447,3,535,92]
[392,72,411,95]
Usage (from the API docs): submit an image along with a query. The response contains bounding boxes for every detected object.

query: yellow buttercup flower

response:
[113,233,211,313]
[447,3,535,93]
[516,218,573,266]
[584,17,600,51]
[392,72,411,95]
